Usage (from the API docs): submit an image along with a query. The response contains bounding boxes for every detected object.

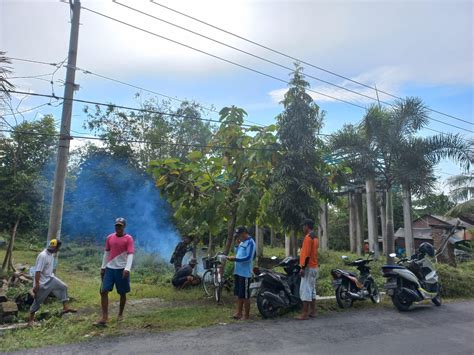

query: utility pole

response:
[47,0,81,242]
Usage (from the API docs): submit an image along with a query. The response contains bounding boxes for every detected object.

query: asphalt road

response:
[11,300,474,355]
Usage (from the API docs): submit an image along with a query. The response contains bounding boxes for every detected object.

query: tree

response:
[0,116,57,271]
[152,106,277,256]
[0,51,14,116]
[271,63,328,256]
[413,193,456,216]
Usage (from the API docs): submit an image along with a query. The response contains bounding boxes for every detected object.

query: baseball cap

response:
[115,217,126,227]
[49,239,62,248]
[302,219,315,229]
[233,226,248,237]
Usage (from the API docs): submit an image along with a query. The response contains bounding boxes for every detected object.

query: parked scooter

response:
[331,251,381,308]
[251,256,301,318]
[382,242,441,312]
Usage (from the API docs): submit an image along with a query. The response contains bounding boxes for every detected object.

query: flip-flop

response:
[294,316,309,320]
[61,309,77,315]
[308,314,317,318]
[231,315,242,320]
[93,320,108,327]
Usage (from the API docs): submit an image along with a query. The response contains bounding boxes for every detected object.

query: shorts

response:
[101,268,130,295]
[234,274,250,299]
[299,268,318,302]
[172,276,188,287]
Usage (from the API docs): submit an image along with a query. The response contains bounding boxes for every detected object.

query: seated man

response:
[170,236,194,271]
[172,258,200,289]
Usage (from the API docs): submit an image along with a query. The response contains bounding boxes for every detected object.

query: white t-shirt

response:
[34,249,55,286]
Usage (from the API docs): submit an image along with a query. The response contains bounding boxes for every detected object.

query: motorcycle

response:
[382,242,441,312]
[331,251,381,308]
[251,256,302,318]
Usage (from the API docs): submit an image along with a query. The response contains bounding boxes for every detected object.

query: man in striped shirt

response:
[95,217,134,325]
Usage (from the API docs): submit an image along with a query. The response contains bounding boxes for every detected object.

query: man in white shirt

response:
[28,239,76,326]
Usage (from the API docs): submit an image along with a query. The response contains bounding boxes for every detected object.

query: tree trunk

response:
[385,188,395,264]
[379,193,387,254]
[319,201,328,251]
[354,191,363,256]
[366,177,379,258]
[348,191,356,253]
[2,218,20,272]
[402,185,414,258]
[285,233,296,257]
[208,231,215,256]
[224,210,238,256]
[255,223,264,260]
[270,227,275,248]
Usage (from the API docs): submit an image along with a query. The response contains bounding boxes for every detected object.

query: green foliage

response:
[438,261,474,298]
[0,115,57,235]
[413,193,456,216]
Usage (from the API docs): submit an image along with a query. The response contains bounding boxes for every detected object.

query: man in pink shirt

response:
[95,217,134,325]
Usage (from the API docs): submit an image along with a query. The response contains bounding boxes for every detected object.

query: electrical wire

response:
[150,0,473,127]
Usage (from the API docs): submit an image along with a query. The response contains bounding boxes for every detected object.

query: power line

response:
[81,6,368,111]
[9,56,265,128]
[150,0,473,127]
[114,1,388,107]
[5,90,263,129]
[82,6,473,133]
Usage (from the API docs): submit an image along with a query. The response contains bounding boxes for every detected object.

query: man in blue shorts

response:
[227,226,256,320]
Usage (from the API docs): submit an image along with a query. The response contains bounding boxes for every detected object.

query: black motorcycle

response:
[331,251,381,308]
[251,256,301,318]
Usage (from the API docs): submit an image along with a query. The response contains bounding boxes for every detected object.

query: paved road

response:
[12,300,474,355]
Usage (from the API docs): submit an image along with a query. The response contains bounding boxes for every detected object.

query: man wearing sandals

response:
[96,217,134,325]
[227,226,256,321]
[28,239,76,326]
[295,219,319,320]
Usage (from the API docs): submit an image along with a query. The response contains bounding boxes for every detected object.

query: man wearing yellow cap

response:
[28,239,76,326]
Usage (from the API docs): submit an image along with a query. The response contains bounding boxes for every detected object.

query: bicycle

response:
[202,252,231,303]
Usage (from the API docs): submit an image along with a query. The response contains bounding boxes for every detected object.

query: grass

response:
[0,243,473,352]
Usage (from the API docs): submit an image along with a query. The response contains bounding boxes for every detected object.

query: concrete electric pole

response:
[47,0,81,242]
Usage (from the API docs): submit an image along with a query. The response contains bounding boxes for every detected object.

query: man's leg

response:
[243,299,251,320]
[99,290,109,323]
[295,301,310,320]
[309,299,316,317]
[50,277,76,313]
[28,286,50,326]
[118,294,126,321]
[234,298,244,319]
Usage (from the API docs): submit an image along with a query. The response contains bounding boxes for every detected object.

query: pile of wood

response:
[0,264,33,323]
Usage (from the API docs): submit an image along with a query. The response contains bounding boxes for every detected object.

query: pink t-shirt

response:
[104,233,135,269]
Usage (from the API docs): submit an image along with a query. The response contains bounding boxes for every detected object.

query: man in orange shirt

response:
[295,219,319,320]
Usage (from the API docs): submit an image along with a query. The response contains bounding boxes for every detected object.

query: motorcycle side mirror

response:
[389,253,397,258]
[341,255,348,260]
[271,256,277,260]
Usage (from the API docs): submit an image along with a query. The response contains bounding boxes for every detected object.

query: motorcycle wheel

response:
[391,293,412,312]
[256,289,279,318]
[432,284,442,307]
[369,281,381,304]
[335,282,353,308]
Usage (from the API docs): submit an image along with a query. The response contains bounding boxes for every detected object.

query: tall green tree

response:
[0,116,57,271]
[271,63,328,256]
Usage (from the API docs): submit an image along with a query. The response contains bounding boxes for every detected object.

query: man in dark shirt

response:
[170,236,193,271]
[172,258,200,288]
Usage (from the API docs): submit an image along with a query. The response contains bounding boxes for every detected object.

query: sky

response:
[1,0,473,194]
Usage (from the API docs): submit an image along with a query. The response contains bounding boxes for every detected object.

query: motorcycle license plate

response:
[250,281,261,289]
[332,279,342,289]
[384,281,397,289]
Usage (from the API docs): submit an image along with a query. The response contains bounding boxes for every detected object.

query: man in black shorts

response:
[172,258,200,289]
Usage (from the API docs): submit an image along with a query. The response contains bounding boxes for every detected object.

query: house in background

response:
[394,214,472,265]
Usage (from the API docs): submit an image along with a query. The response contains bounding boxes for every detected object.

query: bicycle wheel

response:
[202,270,215,297]
[214,267,224,303]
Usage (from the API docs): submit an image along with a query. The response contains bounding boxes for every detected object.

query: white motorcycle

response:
[382,242,441,311]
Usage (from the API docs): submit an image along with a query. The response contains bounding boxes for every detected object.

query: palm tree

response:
[0,51,14,120]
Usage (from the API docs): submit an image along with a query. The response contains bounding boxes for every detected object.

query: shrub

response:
[438,261,474,298]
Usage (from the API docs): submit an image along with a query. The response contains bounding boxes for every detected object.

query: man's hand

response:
[299,268,305,277]
[227,256,236,261]
[100,268,105,280]
[122,270,130,279]
[33,284,39,295]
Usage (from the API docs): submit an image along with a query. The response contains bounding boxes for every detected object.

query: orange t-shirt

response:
[300,233,319,268]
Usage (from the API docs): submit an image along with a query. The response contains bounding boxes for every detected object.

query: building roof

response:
[395,227,433,240]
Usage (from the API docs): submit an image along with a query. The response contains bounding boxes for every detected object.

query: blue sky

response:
[1,0,472,193]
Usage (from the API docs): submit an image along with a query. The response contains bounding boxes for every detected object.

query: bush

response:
[438,261,474,298]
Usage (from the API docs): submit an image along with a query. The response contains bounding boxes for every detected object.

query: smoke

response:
[62,152,180,259]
